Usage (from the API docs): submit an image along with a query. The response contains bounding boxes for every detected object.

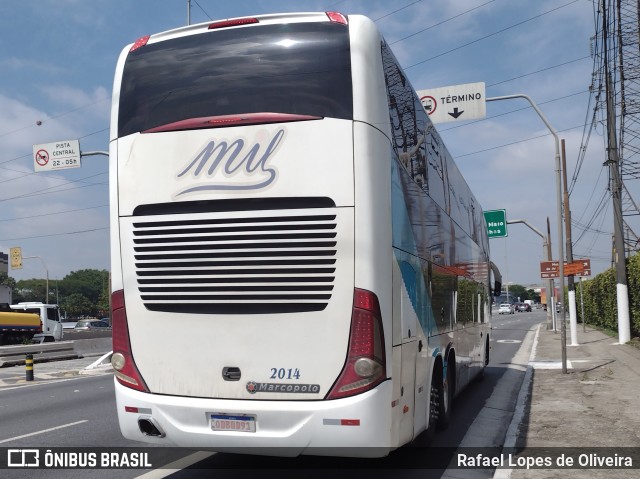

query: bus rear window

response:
[118,22,353,137]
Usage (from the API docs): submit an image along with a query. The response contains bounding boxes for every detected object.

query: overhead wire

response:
[403,0,581,70]
[373,0,425,23]
[0,204,108,223]
[566,0,613,257]
[388,0,495,44]
[193,0,213,20]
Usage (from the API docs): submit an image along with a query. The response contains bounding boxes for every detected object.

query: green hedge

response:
[575,253,640,337]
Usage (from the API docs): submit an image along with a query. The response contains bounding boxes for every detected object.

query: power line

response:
[0,226,109,243]
[0,175,107,203]
[193,0,212,20]
[403,0,581,70]
[374,0,424,22]
[0,204,107,223]
[455,122,591,159]
[440,90,588,133]
[390,0,495,45]
[487,56,590,88]
[0,97,109,140]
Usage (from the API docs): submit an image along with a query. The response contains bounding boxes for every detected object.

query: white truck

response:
[9,302,64,343]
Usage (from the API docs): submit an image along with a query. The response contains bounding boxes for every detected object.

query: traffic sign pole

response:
[487,93,567,373]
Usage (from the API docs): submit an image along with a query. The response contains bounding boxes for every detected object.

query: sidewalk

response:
[0,353,112,388]
[508,324,640,478]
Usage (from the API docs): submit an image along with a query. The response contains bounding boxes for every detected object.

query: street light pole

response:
[487,94,569,372]
[23,255,49,304]
[507,218,554,326]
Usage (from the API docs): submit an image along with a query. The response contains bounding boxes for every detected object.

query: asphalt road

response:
[0,310,546,479]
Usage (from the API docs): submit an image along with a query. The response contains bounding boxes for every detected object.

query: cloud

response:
[40,85,110,109]
[0,58,63,75]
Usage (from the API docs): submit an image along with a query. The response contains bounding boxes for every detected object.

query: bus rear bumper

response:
[114,379,393,457]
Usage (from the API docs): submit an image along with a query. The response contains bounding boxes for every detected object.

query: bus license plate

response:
[210,413,256,433]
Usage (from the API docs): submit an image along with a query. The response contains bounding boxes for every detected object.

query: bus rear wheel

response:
[437,364,452,430]
[428,361,452,432]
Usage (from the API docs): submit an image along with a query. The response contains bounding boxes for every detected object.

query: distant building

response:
[0,252,7,275]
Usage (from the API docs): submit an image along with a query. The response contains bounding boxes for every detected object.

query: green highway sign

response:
[483,209,507,238]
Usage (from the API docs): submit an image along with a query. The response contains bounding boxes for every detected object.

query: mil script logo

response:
[174,128,286,198]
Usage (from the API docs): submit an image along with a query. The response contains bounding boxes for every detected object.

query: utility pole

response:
[603,0,631,344]
[187,0,191,25]
[561,140,578,346]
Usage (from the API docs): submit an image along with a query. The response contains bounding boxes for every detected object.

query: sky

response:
[0,0,632,290]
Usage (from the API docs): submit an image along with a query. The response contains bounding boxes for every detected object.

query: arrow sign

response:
[416,82,486,124]
[449,107,464,119]
[539,258,592,278]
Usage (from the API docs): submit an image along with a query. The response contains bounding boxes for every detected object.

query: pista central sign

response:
[33,140,81,172]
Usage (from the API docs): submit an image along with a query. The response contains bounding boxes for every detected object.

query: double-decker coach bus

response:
[109,11,499,457]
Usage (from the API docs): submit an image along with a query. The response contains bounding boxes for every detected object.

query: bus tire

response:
[426,367,441,439]
[437,357,453,430]
[477,337,490,381]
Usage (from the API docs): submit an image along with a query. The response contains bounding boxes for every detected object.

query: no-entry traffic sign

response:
[417,82,486,124]
[32,140,81,172]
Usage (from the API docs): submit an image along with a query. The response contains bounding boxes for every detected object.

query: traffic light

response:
[10,247,22,269]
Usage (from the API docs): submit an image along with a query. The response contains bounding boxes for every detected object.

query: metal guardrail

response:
[0,338,112,367]
[0,341,75,358]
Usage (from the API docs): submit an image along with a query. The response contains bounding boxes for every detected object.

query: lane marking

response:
[497,339,522,344]
[0,420,88,444]
[443,322,541,475]
[134,451,217,478]
[0,375,97,392]
[494,324,542,479]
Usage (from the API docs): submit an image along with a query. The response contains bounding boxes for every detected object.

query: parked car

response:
[74,319,111,331]
[499,303,514,314]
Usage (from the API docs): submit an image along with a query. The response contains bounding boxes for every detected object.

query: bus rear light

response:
[130,35,150,53]
[111,290,149,393]
[326,12,348,25]
[208,18,259,30]
[143,113,322,133]
[326,289,386,400]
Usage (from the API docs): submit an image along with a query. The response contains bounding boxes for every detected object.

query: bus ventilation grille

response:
[131,212,337,314]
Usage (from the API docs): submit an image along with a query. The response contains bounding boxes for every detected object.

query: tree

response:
[60,293,96,318]
[0,273,16,289]
[59,269,109,306]
[527,288,541,303]
[8,269,109,316]
[507,284,528,302]
[13,279,48,303]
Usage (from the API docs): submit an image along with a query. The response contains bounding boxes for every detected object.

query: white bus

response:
[109,11,499,457]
